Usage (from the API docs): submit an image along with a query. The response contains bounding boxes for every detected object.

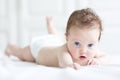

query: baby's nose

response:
[80,47,87,54]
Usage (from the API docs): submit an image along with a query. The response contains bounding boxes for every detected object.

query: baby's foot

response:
[5,44,19,56]
[46,16,57,34]
[46,16,53,27]
[73,63,81,70]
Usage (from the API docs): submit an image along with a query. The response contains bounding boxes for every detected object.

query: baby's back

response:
[36,46,61,67]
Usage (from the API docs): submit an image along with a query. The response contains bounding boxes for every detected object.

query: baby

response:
[5,8,107,69]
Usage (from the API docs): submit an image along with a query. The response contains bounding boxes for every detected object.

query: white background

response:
[0,0,120,54]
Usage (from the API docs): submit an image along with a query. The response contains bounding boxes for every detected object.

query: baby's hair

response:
[66,8,102,40]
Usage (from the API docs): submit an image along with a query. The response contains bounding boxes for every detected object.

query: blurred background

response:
[0,0,120,54]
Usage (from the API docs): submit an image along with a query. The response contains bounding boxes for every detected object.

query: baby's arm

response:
[88,52,108,65]
[57,52,73,68]
[57,52,81,69]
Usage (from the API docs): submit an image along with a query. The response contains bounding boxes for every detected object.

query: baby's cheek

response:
[69,48,78,58]
[87,51,96,58]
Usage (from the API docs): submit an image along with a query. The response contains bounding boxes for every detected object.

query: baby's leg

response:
[46,16,58,34]
[5,44,35,62]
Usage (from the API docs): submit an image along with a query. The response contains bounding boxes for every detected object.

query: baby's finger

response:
[73,63,81,70]
[87,59,92,65]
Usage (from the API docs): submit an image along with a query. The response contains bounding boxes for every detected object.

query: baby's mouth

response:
[79,56,87,60]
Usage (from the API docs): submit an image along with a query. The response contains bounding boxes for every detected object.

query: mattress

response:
[0,52,120,80]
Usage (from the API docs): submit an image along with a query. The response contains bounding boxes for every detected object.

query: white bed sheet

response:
[0,53,120,80]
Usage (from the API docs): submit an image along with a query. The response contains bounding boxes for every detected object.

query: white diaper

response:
[30,35,65,59]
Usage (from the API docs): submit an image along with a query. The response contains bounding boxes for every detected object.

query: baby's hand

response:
[87,58,100,65]
[73,63,81,70]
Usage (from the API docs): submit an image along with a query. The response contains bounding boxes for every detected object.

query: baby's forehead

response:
[68,27,100,40]
[69,26,100,32]
[71,37,97,43]
[69,35,98,43]
[69,28,99,36]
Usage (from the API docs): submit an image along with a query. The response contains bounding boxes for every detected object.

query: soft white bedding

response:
[0,52,120,80]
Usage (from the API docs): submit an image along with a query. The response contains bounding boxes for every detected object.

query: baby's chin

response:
[74,58,88,66]
[80,60,89,66]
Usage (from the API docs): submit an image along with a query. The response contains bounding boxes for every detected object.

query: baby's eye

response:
[88,43,93,48]
[74,41,80,47]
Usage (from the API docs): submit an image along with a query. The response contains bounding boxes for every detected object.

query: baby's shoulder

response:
[60,44,69,52]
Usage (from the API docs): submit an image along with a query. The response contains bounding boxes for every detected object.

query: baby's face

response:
[66,26,100,65]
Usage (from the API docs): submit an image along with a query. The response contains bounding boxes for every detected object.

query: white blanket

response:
[0,53,120,80]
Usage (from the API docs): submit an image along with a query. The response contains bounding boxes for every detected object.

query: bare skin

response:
[36,44,81,69]
[5,17,81,69]
[46,16,58,34]
[5,45,35,62]
[5,16,56,62]
[5,17,107,70]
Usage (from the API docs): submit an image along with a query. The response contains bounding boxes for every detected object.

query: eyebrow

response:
[69,34,98,43]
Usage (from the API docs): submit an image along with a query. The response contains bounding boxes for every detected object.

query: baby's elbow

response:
[58,62,73,68]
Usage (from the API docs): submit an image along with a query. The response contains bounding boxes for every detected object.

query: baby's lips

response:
[79,56,87,60]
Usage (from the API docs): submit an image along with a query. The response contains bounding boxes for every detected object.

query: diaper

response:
[30,35,65,59]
